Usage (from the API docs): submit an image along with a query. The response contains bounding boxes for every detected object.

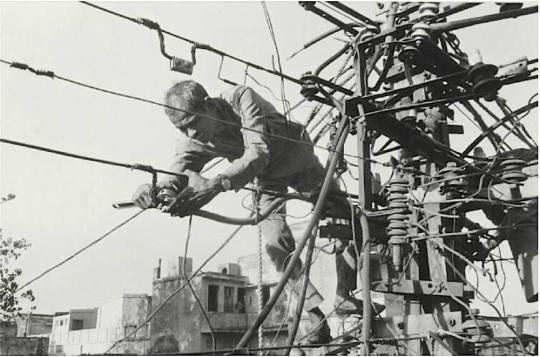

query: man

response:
[132,81,383,343]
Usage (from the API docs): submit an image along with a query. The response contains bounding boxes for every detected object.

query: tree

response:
[0,194,35,322]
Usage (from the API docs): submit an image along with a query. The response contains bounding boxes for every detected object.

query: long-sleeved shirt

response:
[164,86,320,190]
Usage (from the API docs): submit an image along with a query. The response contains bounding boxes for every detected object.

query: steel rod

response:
[430,5,538,32]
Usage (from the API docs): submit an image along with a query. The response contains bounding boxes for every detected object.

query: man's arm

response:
[159,137,213,189]
[222,87,271,190]
[132,137,213,209]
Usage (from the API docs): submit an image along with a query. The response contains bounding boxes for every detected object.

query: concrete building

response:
[149,256,290,354]
[1,319,49,356]
[16,313,53,337]
[48,294,151,355]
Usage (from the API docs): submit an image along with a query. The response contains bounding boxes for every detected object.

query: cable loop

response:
[130,164,157,187]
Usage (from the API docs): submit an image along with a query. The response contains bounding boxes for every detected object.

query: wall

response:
[48,295,151,355]
[68,309,98,330]
[0,322,17,337]
[150,275,203,354]
[0,336,49,355]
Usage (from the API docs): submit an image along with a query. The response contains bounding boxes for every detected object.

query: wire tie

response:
[137,17,160,30]
[9,62,54,79]
[35,69,55,79]
[10,62,29,70]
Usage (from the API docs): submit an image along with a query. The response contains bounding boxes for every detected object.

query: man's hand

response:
[132,183,156,209]
[166,174,223,217]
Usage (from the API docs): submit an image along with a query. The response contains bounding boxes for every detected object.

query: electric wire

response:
[1,58,426,172]
[441,254,527,354]
[79,1,302,85]
[261,1,294,124]
[15,209,146,293]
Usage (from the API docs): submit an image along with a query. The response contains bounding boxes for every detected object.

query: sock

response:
[307,306,325,320]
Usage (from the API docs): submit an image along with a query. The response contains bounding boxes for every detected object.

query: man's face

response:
[168,106,217,143]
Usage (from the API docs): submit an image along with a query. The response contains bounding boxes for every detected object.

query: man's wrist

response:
[216,174,232,192]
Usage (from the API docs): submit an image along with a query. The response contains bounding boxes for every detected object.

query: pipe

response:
[462,100,538,156]
[284,225,318,354]
[360,213,372,355]
[234,115,351,351]
[112,197,287,225]
[325,1,379,27]
[289,23,364,60]
[430,5,538,32]
[284,122,350,353]
[300,1,359,35]
[314,42,351,76]
[435,3,481,19]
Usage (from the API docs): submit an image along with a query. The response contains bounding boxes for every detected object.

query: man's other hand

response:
[168,174,222,217]
[132,183,155,209]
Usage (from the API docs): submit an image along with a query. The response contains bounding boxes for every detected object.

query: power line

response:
[0,58,414,170]
[0,138,182,180]
[79,1,302,85]
[16,209,146,292]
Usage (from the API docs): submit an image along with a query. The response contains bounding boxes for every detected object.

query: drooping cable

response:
[16,209,146,292]
[1,58,419,169]
[103,222,248,354]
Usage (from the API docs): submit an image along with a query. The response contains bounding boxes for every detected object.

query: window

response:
[224,287,234,312]
[59,320,64,326]
[71,319,84,331]
[207,285,219,312]
[236,288,246,313]
[262,286,270,307]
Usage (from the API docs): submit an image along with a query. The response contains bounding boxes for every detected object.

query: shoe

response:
[305,320,332,345]
[334,296,385,317]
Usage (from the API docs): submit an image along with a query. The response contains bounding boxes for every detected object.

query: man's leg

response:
[257,184,330,342]
[289,165,360,305]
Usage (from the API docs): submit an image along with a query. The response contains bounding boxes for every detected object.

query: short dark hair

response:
[164,80,209,126]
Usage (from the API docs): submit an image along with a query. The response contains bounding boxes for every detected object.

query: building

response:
[149,256,291,354]
[48,294,151,355]
[16,313,53,337]
[0,319,49,356]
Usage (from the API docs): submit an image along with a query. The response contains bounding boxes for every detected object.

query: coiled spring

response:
[387,177,411,271]
[418,2,440,23]
[500,158,528,184]
[439,162,467,197]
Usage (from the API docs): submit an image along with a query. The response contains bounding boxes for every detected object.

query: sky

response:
[0,1,538,318]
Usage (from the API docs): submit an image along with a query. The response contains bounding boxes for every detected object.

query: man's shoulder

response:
[219,85,249,104]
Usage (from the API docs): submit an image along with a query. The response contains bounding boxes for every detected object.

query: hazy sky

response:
[1,1,537,317]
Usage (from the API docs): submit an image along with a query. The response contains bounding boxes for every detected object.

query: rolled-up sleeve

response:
[160,137,213,188]
[222,87,270,190]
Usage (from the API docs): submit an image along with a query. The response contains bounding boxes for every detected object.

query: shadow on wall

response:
[149,334,180,355]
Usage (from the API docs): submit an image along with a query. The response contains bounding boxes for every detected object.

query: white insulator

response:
[411,23,431,41]
[359,24,379,42]
[467,49,483,66]
[418,2,440,22]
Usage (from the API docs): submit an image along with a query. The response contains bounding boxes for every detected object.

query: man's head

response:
[164,80,219,142]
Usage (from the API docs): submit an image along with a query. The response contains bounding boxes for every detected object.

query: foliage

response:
[1,195,35,322]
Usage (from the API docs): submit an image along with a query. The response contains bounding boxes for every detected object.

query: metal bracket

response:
[372,279,473,298]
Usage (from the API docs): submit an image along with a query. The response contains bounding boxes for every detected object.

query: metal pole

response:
[430,5,538,32]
